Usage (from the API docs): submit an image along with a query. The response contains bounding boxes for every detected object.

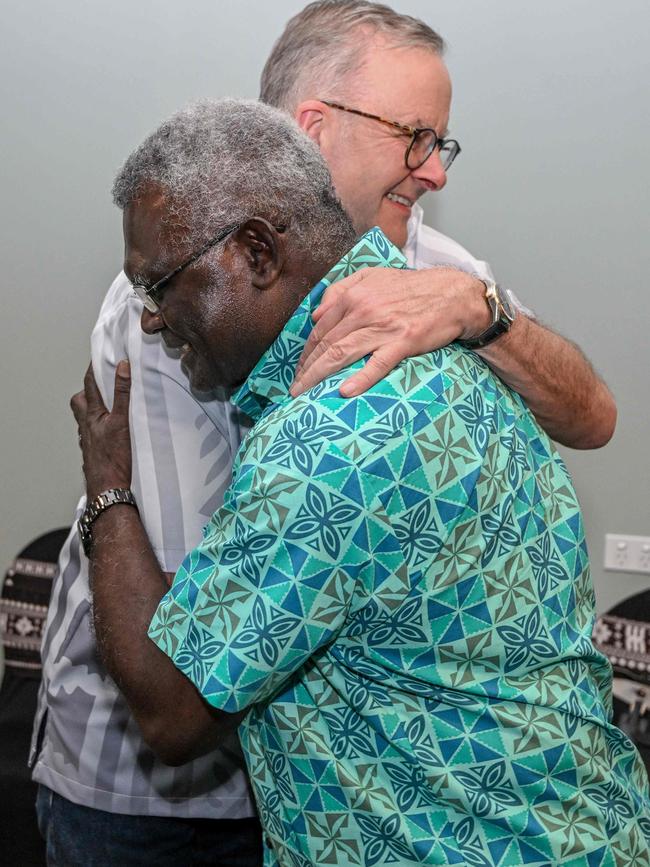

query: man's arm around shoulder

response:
[477,313,616,449]
[291,266,616,448]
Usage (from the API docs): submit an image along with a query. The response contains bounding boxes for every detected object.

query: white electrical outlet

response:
[604,534,650,575]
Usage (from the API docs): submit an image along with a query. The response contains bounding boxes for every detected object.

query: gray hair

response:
[112,98,355,257]
[260,0,445,113]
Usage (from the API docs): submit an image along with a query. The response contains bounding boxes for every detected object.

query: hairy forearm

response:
[289,266,616,449]
[90,505,168,694]
[477,315,616,448]
[89,505,237,764]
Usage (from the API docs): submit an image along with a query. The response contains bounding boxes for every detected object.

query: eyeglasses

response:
[321,100,461,172]
[132,223,241,314]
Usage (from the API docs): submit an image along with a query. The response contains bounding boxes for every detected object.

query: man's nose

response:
[411,148,447,192]
[140,307,165,334]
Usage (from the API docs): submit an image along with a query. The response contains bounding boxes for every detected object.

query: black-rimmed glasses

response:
[321,100,461,172]
[132,223,241,314]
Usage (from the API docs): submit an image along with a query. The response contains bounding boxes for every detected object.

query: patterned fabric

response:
[150,228,650,866]
[30,273,255,818]
[594,592,650,776]
[1,557,57,676]
[595,613,650,684]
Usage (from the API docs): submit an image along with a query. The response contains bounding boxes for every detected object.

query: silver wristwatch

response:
[78,488,138,556]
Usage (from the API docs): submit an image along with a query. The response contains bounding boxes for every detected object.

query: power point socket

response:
[604,534,650,575]
[640,544,650,572]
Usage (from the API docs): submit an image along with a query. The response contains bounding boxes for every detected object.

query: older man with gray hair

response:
[72,97,649,867]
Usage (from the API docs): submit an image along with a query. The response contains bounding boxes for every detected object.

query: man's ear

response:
[231,218,285,290]
[294,99,327,146]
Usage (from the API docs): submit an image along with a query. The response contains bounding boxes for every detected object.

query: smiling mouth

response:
[385,192,414,209]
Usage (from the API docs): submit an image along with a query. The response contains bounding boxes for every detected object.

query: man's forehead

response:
[123,191,177,281]
[125,185,170,229]
[347,38,451,119]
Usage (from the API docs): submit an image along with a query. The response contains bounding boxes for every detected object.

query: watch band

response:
[78,488,138,556]
[458,279,516,350]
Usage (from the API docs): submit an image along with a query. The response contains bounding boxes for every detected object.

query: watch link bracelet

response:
[78,488,138,556]
[458,278,517,350]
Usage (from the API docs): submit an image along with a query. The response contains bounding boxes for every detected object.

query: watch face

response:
[497,286,516,322]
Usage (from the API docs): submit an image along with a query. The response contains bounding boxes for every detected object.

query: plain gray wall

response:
[1,0,648,622]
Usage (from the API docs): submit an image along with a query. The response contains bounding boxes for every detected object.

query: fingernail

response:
[117,360,131,379]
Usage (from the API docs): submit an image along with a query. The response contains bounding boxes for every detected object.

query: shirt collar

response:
[403,201,424,265]
[232,227,407,421]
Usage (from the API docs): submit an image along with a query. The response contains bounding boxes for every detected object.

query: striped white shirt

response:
[30,272,255,817]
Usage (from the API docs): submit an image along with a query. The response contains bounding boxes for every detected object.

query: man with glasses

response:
[32,3,617,865]
[319,100,461,176]
[72,97,649,866]
[261,1,615,448]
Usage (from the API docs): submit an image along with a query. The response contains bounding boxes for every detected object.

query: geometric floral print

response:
[149,229,650,866]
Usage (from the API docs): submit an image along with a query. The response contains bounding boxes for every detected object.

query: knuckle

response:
[326,341,348,364]
[375,311,396,330]
[357,299,377,321]
[400,319,419,342]
[306,339,328,367]
[331,297,351,321]
[307,325,322,345]
[323,282,345,300]
[370,353,395,375]
[312,333,330,354]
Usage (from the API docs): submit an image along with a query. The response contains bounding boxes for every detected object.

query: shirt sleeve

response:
[405,215,536,320]
[148,434,376,713]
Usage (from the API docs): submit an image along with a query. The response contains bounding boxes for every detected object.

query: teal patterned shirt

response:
[149,229,650,867]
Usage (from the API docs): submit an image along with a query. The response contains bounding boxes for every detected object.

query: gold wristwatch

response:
[458,279,516,349]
